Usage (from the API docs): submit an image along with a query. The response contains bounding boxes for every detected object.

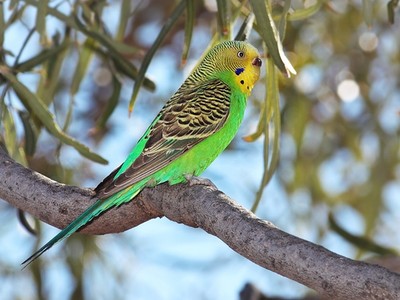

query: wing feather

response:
[95,79,231,199]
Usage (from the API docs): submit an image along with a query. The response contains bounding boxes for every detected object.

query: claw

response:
[184,174,218,189]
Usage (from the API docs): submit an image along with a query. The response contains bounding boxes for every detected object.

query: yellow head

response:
[188,41,262,96]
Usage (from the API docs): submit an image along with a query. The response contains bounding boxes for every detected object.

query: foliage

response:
[0,0,399,299]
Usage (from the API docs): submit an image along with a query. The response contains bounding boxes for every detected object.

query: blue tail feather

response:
[21,198,108,268]
[22,180,145,268]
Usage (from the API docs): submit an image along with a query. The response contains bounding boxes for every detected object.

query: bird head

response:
[198,41,262,96]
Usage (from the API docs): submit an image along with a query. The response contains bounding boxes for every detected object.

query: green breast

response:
[155,89,247,185]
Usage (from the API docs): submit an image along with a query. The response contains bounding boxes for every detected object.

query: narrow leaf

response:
[70,38,95,96]
[242,102,265,142]
[96,76,122,129]
[73,15,140,55]
[15,41,69,73]
[36,0,48,44]
[23,0,155,90]
[37,37,69,106]
[387,0,399,24]
[74,14,155,91]
[1,69,108,164]
[278,0,291,41]
[1,105,28,165]
[116,0,131,41]
[250,0,296,77]
[110,53,155,90]
[362,0,373,27]
[287,0,323,21]
[8,0,19,10]
[2,105,17,157]
[329,213,398,255]
[0,1,5,52]
[82,42,155,91]
[111,40,142,55]
[18,110,38,156]
[234,13,255,42]
[181,0,195,65]
[216,0,231,39]
[18,209,37,236]
[128,0,186,114]
[251,55,280,212]
[5,3,27,28]
[12,27,36,68]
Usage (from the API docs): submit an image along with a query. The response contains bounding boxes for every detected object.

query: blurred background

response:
[0,0,399,299]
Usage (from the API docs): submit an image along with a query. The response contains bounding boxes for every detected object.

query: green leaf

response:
[242,102,265,142]
[329,213,398,255]
[116,0,131,41]
[70,38,95,96]
[15,41,69,73]
[2,105,17,157]
[181,0,195,65]
[5,3,27,28]
[128,0,186,114]
[216,0,231,39]
[1,105,28,165]
[0,2,4,53]
[36,0,48,44]
[251,55,281,212]
[0,68,108,164]
[250,0,296,77]
[278,0,291,40]
[23,0,155,90]
[18,209,37,236]
[73,15,155,91]
[387,0,399,24]
[18,110,38,156]
[72,14,139,55]
[8,0,19,10]
[110,53,155,91]
[362,0,373,27]
[96,76,122,129]
[234,12,255,42]
[287,0,323,21]
[37,36,69,106]
[112,41,142,55]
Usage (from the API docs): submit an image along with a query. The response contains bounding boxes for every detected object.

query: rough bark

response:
[0,146,399,299]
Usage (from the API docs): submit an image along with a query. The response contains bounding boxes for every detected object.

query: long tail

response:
[22,188,142,268]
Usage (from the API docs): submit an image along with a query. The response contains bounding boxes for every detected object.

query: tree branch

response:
[1,146,399,299]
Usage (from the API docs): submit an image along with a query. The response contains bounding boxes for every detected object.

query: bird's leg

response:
[146,178,158,187]
[184,174,217,189]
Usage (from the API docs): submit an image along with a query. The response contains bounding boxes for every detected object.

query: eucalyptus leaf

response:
[18,110,38,156]
[1,69,108,164]
[70,38,95,96]
[216,0,231,39]
[251,55,280,212]
[128,0,186,113]
[181,0,195,65]
[35,0,48,43]
[96,76,122,129]
[15,42,69,73]
[288,0,323,21]
[250,0,296,77]
[234,13,255,42]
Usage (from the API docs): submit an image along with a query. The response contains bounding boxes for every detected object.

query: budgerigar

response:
[22,40,262,267]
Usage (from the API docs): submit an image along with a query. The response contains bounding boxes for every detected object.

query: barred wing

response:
[95,79,231,198]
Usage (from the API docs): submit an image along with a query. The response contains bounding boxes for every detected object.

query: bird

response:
[22,40,262,267]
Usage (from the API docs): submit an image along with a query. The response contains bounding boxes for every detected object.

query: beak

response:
[252,57,262,67]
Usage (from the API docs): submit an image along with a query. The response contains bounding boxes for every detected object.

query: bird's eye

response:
[237,51,245,58]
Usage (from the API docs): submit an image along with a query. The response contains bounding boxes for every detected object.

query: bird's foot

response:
[184,174,217,189]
